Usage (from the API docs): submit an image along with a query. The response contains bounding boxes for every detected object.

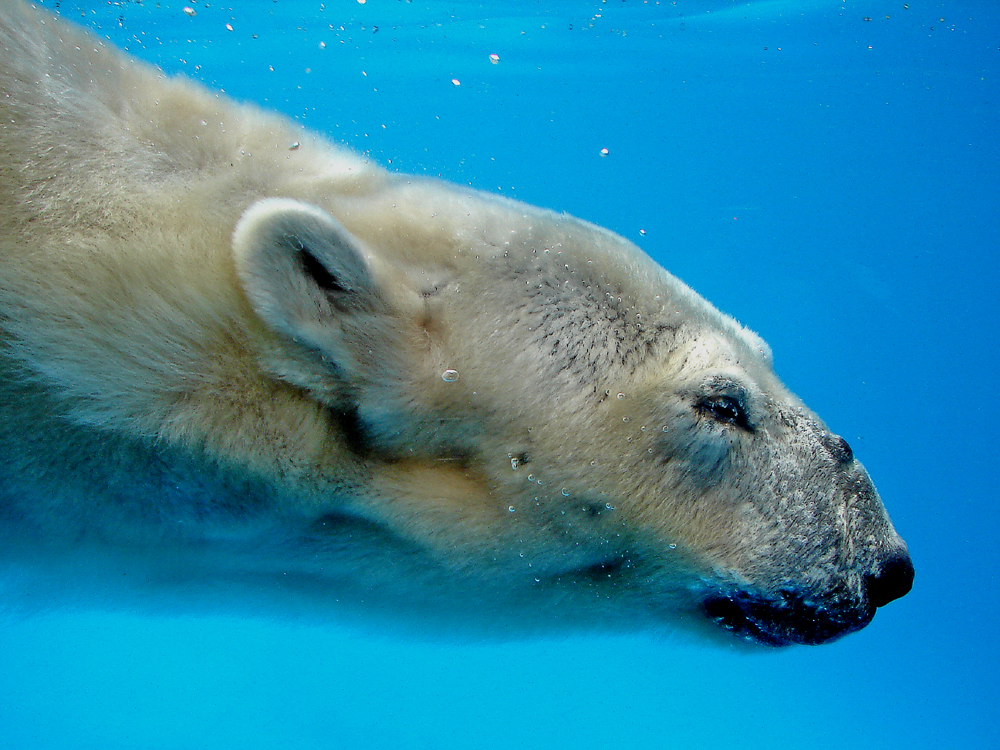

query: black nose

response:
[821,432,854,464]
[865,551,915,609]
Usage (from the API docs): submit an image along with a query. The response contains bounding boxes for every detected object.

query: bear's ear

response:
[233,198,381,329]
[232,198,413,373]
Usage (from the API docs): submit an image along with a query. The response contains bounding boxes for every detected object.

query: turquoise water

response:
[1,1,997,748]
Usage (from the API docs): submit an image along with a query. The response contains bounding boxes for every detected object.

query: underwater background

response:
[1,1,997,748]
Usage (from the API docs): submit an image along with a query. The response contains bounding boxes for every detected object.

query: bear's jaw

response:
[698,545,914,647]
[699,589,873,647]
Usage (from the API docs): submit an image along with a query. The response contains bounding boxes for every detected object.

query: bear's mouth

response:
[700,590,874,647]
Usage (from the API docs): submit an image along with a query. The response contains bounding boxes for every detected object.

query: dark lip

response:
[700,591,875,647]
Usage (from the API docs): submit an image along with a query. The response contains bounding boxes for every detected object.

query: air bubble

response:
[441,369,460,382]
[668,543,677,550]
[183,6,196,17]
[489,53,500,64]
[616,392,625,400]
[622,417,630,423]
[508,505,516,513]
[510,457,520,470]
[561,488,570,497]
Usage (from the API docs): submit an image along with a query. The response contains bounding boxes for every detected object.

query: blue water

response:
[1,1,997,748]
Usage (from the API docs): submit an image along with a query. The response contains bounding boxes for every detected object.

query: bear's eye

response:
[698,396,752,431]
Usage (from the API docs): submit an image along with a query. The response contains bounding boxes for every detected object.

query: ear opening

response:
[296,246,350,294]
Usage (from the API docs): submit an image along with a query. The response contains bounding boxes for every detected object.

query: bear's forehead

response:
[348,177,778,392]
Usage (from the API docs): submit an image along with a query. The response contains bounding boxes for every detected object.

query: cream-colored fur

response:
[0,2,910,643]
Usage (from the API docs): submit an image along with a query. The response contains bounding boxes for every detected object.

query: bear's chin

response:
[699,591,875,647]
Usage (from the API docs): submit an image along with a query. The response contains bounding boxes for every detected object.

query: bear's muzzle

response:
[701,547,914,646]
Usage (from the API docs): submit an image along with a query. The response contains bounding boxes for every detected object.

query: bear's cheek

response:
[681,445,864,612]
[611,420,824,578]
[360,457,629,577]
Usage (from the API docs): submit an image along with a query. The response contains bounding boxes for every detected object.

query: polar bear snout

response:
[865,550,915,609]
[700,544,914,647]
[821,431,854,464]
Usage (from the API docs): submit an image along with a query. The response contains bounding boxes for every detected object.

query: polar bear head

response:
[228,185,912,646]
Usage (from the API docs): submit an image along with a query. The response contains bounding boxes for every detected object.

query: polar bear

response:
[0,1,911,645]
